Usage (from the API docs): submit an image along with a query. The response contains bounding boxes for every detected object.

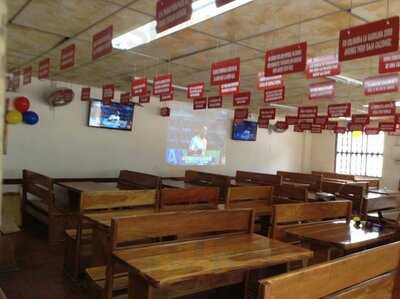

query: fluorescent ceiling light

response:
[327,75,363,87]
[363,101,400,108]
[112,0,255,50]
[270,103,298,111]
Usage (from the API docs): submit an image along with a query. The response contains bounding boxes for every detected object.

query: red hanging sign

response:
[275,121,289,130]
[233,91,251,106]
[264,86,285,103]
[265,42,307,76]
[306,54,340,79]
[379,51,400,73]
[294,124,304,132]
[396,113,400,124]
[38,58,50,79]
[216,0,234,7]
[156,0,192,33]
[365,127,380,135]
[257,72,283,90]
[326,121,338,130]
[211,57,240,86]
[328,103,351,118]
[285,116,299,125]
[309,81,335,100]
[131,78,148,97]
[23,66,32,85]
[102,84,114,104]
[193,98,207,110]
[258,118,269,129]
[298,106,318,119]
[220,81,240,95]
[311,124,323,133]
[92,25,113,61]
[368,101,396,117]
[153,74,172,95]
[339,16,399,61]
[234,108,249,120]
[351,114,370,125]
[335,127,347,134]
[348,123,364,132]
[60,44,75,70]
[379,122,396,132]
[187,82,205,99]
[298,118,315,124]
[139,94,150,104]
[81,87,91,101]
[299,122,312,131]
[314,115,328,126]
[160,93,174,102]
[259,108,276,120]
[160,107,170,117]
[120,92,131,105]
[207,96,223,109]
[363,74,399,95]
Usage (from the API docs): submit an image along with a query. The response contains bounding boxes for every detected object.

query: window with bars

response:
[335,131,384,177]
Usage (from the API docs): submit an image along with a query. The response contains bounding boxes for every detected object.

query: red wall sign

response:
[60,44,75,70]
[328,103,351,118]
[352,114,370,125]
[339,16,399,61]
[309,81,335,100]
[259,108,276,120]
[265,42,307,76]
[81,87,91,101]
[234,108,249,120]
[160,93,174,102]
[311,124,323,133]
[275,121,289,130]
[326,121,338,130]
[207,96,223,109]
[233,91,251,106]
[368,101,396,117]
[211,57,240,86]
[23,66,32,85]
[335,127,347,134]
[193,98,207,110]
[365,127,380,135]
[258,118,269,129]
[257,72,283,90]
[379,122,396,132]
[38,58,50,79]
[153,74,172,95]
[264,86,285,103]
[314,116,328,126]
[12,70,20,90]
[131,78,148,97]
[379,51,400,73]
[364,74,399,95]
[216,0,234,7]
[220,81,240,95]
[102,84,114,104]
[156,0,192,33]
[120,92,131,105]
[285,116,299,125]
[187,82,205,99]
[160,107,170,117]
[139,94,150,104]
[92,25,113,61]
[298,106,318,119]
[306,54,340,79]
[348,123,364,132]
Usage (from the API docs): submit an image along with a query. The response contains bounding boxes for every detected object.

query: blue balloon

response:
[23,111,39,125]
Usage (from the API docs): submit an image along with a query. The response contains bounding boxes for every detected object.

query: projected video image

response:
[166,102,228,166]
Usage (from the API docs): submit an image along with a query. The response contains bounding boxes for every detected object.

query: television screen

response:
[88,100,134,131]
[232,120,258,141]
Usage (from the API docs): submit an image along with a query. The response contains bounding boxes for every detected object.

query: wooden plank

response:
[117,170,161,190]
[235,171,282,187]
[159,187,219,210]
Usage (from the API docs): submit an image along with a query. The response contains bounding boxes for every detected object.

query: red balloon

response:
[14,96,30,113]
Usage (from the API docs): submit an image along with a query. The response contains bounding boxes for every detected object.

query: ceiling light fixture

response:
[362,101,400,108]
[112,0,255,50]
[270,103,298,111]
[327,75,363,87]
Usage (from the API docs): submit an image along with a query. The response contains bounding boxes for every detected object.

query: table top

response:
[369,189,400,195]
[161,179,204,189]
[56,181,119,192]
[285,220,396,251]
[84,207,156,227]
[113,233,313,288]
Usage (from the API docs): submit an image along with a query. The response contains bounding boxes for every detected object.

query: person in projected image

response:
[188,126,208,156]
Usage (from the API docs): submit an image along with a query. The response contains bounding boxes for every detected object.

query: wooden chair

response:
[258,242,400,299]
[103,209,255,299]
[184,170,231,200]
[117,170,161,190]
[64,189,157,280]
[158,187,219,211]
[235,171,282,187]
[21,169,72,244]
[277,171,322,192]
[274,184,308,202]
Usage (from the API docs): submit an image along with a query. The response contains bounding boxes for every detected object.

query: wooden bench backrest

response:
[226,186,273,208]
[22,169,54,208]
[274,184,308,201]
[312,171,355,181]
[259,242,400,299]
[277,171,322,192]
[111,209,254,248]
[235,171,282,187]
[321,181,365,200]
[159,187,219,211]
[185,170,231,198]
[362,194,400,213]
[117,170,160,190]
[271,201,352,240]
[80,190,157,211]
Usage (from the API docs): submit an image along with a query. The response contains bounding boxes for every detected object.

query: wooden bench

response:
[0,215,20,272]
[184,170,231,200]
[99,209,255,299]
[277,171,322,192]
[313,170,380,190]
[117,170,161,190]
[274,183,308,202]
[158,187,219,211]
[258,242,400,299]
[321,181,365,212]
[64,189,157,280]
[235,171,282,187]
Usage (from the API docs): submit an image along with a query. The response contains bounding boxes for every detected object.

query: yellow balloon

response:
[6,110,22,124]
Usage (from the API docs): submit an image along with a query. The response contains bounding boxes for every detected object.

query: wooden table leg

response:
[128,271,165,299]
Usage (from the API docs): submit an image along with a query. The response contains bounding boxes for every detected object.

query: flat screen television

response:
[88,99,134,131]
[232,120,257,141]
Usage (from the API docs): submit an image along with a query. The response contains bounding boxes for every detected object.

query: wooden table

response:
[362,192,400,213]
[285,219,397,261]
[369,188,400,195]
[161,179,203,189]
[113,233,313,299]
[56,181,119,192]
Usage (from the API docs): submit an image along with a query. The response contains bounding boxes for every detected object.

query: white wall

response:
[4,78,305,179]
